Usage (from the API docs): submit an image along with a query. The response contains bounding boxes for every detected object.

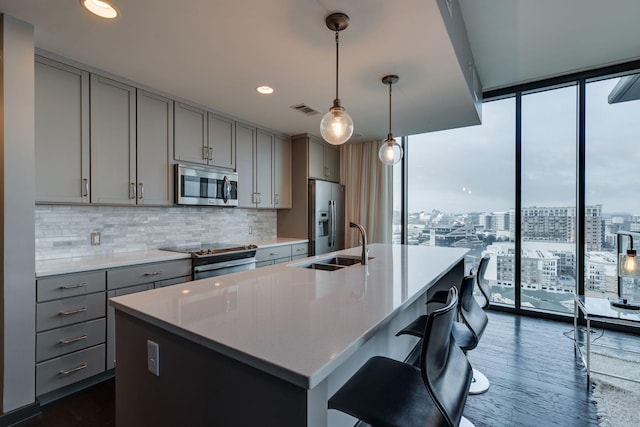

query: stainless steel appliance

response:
[161,243,257,280]
[308,179,345,256]
[175,164,239,206]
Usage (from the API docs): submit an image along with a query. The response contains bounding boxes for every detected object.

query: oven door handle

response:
[193,257,257,273]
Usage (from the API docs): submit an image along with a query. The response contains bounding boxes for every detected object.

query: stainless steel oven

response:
[160,243,257,280]
[175,164,238,207]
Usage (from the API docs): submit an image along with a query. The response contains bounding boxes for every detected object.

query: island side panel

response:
[115,311,307,427]
[427,258,465,300]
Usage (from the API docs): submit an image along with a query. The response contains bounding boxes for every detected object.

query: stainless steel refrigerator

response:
[308,179,345,256]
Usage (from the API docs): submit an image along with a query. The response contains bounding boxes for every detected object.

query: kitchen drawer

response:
[36,318,106,363]
[37,270,105,303]
[36,344,105,396]
[37,292,105,332]
[291,243,308,258]
[155,275,192,288]
[255,246,290,263]
[107,259,191,290]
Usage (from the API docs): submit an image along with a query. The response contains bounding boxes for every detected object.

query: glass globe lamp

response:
[320,103,353,145]
[378,137,403,165]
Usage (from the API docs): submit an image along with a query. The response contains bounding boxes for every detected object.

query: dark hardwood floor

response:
[13,311,634,427]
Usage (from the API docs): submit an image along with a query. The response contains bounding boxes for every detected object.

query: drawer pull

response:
[59,307,87,316]
[269,252,278,256]
[59,282,88,290]
[59,363,87,376]
[59,334,88,345]
[296,248,305,252]
[143,270,164,277]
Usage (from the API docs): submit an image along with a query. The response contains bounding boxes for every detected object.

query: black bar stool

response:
[397,274,490,395]
[329,287,475,427]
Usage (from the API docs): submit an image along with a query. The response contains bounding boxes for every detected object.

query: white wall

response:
[1,14,36,413]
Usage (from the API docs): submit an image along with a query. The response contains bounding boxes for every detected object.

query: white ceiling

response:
[1,0,639,141]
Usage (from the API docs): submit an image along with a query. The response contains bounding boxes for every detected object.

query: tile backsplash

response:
[35,205,276,261]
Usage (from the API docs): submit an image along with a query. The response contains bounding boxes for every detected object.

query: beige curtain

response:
[340,140,393,247]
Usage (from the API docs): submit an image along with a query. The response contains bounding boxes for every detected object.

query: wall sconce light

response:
[378,74,403,166]
[319,12,353,146]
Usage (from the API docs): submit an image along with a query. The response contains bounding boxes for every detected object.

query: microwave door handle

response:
[223,176,230,204]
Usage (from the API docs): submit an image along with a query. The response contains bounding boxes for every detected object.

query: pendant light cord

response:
[388,82,393,142]
[335,31,340,101]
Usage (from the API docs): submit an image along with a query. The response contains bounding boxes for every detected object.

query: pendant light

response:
[378,75,403,165]
[320,12,353,146]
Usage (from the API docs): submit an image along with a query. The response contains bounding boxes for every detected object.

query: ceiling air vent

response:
[291,103,320,116]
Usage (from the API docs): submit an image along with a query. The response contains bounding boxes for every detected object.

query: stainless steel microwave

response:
[175,164,238,206]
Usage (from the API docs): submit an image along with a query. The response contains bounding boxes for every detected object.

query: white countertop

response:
[35,238,308,277]
[35,250,191,277]
[110,244,468,389]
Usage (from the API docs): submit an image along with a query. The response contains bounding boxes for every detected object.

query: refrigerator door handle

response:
[328,200,334,247]
[330,200,337,247]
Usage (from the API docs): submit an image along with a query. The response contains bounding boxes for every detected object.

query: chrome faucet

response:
[349,222,368,265]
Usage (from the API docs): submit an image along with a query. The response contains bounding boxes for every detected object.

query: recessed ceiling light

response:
[81,0,119,19]
[256,85,274,95]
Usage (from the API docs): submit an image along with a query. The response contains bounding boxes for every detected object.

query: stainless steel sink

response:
[300,255,374,271]
[305,263,345,271]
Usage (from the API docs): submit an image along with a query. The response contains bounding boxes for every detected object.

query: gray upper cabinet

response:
[255,129,274,208]
[90,75,137,204]
[273,135,291,208]
[308,136,340,183]
[207,113,235,170]
[174,102,235,170]
[174,102,207,165]
[235,122,257,208]
[136,90,173,205]
[35,57,90,203]
[236,124,275,208]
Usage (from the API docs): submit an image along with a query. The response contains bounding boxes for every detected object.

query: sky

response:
[399,75,640,215]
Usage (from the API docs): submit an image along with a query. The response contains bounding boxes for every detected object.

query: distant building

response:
[428,223,482,248]
[520,205,602,250]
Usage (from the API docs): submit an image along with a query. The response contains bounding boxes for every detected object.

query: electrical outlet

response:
[147,340,160,376]
[91,231,101,246]
[249,226,253,235]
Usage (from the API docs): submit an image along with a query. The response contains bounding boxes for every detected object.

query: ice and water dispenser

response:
[317,212,329,237]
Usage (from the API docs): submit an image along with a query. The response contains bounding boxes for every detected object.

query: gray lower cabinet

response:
[290,242,309,260]
[255,245,293,267]
[35,271,107,397]
[106,259,192,369]
[35,258,192,396]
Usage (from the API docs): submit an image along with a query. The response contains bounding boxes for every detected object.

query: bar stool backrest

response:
[420,287,473,427]
[476,255,491,309]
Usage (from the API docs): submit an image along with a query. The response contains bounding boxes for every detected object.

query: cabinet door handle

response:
[59,282,88,290]
[143,270,163,277]
[274,194,279,205]
[208,147,213,160]
[59,307,87,316]
[202,146,209,161]
[138,183,144,200]
[59,363,87,376]
[256,192,261,204]
[59,334,88,345]
[83,178,89,197]
[130,182,136,199]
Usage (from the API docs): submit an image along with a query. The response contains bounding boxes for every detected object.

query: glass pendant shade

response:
[378,138,403,165]
[320,104,354,145]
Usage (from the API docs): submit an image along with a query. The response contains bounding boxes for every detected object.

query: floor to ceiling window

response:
[405,98,515,307]
[520,86,577,313]
[585,72,640,304]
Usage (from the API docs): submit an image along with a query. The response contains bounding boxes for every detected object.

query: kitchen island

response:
[110,244,467,427]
